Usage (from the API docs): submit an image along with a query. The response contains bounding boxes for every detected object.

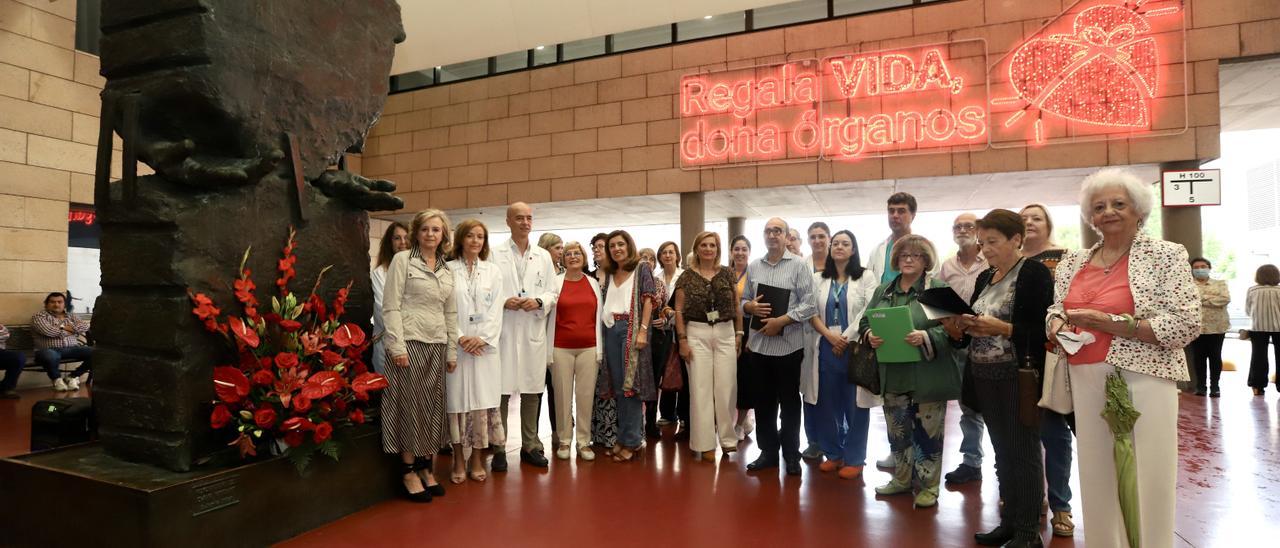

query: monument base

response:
[0,426,395,547]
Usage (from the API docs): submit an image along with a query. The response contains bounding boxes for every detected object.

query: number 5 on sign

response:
[1161,169,1221,207]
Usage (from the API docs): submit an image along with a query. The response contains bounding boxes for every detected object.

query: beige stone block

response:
[573,103,621,130]
[0,226,63,261]
[646,69,680,97]
[728,29,785,61]
[430,104,468,129]
[599,75,646,104]
[0,0,33,36]
[672,39,727,70]
[983,0,1060,25]
[969,147,1028,174]
[530,109,573,135]
[361,154,395,176]
[448,120,488,145]
[506,180,551,204]
[951,152,971,176]
[412,87,450,110]
[950,21,1024,56]
[468,140,507,164]
[551,175,597,201]
[69,111,97,145]
[0,194,22,227]
[598,172,647,198]
[26,134,92,174]
[467,184,507,208]
[552,128,597,155]
[883,153,951,179]
[394,150,431,172]
[448,79,489,105]
[913,0,984,35]
[1107,139,1129,166]
[551,82,598,111]
[0,260,18,285]
[573,150,620,176]
[829,158,882,182]
[0,28,73,79]
[622,48,672,77]
[621,144,673,171]
[785,20,846,52]
[647,167,700,194]
[68,171,91,203]
[411,169,449,192]
[488,71,530,97]
[1187,92,1220,127]
[0,126,23,162]
[648,119,679,145]
[13,0,73,20]
[1192,0,1280,28]
[530,64,574,91]
[28,6,71,49]
[621,96,671,124]
[467,97,508,123]
[509,90,551,116]
[1026,140,1109,170]
[1193,60,1218,94]
[1187,25,1240,62]
[0,93,71,138]
[597,123,646,150]
[380,132,413,154]
[0,291,43,324]
[1196,125,1221,160]
[507,134,550,160]
[0,62,29,99]
[430,145,468,169]
[368,115,394,136]
[711,166,756,190]
[488,115,530,141]
[574,56,621,84]
[429,188,468,210]
[383,91,413,115]
[398,110,431,132]
[487,159,529,184]
[1241,19,1280,57]
[22,195,63,230]
[345,154,362,175]
[394,190,429,213]
[756,162,816,188]
[412,128,449,150]
[530,155,574,180]
[846,7,913,43]
[447,164,487,187]
[21,259,64,292]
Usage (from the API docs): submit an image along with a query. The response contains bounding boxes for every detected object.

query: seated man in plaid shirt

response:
[31,292,93,392]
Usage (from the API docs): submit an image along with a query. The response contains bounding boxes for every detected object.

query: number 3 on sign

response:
[1161,169,1220,207]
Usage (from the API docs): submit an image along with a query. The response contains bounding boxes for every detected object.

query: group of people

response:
[0,292,94,399]
[364,166,1280,547]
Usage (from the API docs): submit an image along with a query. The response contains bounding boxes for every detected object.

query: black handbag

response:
[847,335,881,395]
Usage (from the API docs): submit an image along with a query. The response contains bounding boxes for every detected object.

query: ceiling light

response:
[703,15,713,19]
[536,45,545,50]
[435,66,441,69]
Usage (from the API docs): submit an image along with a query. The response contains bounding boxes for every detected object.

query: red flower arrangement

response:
[189,227,388,470]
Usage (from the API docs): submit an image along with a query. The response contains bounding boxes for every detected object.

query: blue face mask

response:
[1192,268,1211,280]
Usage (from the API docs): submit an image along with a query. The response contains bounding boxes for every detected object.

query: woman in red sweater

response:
[546,241,605,461]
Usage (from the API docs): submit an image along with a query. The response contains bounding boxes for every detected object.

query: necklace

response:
[1099,245,1131,275]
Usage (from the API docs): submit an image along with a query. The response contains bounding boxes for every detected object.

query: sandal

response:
[1051,511,1075,537]
[612,448,636,462]
[450,463,466,485]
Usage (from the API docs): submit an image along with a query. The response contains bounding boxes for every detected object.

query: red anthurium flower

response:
[350,408,365,424]
[213,366,251,403]
[301,370,346,400]
[254,408,277,429]
[284,431,304,447]
[251,369,275,387]
[281,416,309,431]
[313,422,334,444]
[331,323,366,348]
[352,361,368,375]
[320,350,344,368]
[293,395,312,413]
[279,319,303,332]
[228,316,260,348]
[274,352,299,369]
[210,404,232,429]
[351,372,389,400]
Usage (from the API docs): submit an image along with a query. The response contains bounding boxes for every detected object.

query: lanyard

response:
[464,260,482,311]
[831,279,847,325]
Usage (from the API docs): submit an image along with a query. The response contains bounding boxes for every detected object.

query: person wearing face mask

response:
[938,212,988,486]
[1189,257,1230,397]
[372,221,411,374]
[947,210,1054,548]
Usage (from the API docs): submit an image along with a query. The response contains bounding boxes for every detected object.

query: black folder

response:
[917,286,975,319]
[749,283,791,331]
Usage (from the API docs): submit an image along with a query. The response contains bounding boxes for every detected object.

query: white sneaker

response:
[579,447,596,461]
[66,377,80,391]
[556,446,571,460]
[53,378,68,392]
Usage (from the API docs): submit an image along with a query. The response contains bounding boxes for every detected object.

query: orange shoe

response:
[818,459,843,473]
[837,465,864,479]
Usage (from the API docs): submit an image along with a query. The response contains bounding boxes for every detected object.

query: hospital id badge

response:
[468,313,486,325]
[706,310,720,322]
[518,289,528,298]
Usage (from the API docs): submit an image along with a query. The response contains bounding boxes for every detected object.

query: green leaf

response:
[286,445,313,474]
[318,440,341,462]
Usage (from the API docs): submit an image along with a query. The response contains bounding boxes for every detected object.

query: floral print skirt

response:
[448,408,505,449]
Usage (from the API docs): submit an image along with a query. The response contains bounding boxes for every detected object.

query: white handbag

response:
[1038,351,1072,414]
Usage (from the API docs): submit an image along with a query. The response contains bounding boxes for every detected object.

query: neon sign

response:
[68,210,96,226]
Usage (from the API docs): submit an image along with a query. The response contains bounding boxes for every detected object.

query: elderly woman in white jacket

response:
[803,230,880,479]
[546,242,605,461]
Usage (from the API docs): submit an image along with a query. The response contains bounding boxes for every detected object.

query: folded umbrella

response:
[1102,371,1143,548]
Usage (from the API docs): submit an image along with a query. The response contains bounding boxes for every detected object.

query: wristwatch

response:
[535,298,543,310]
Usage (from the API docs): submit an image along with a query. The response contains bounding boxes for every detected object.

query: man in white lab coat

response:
[491,202,559,470]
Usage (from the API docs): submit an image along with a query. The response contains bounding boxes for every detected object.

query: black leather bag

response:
[847,335,881,395]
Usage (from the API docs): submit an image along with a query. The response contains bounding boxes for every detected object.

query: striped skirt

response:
[381,341,450,456]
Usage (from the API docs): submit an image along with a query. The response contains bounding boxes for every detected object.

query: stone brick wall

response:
[359,0,1280,216]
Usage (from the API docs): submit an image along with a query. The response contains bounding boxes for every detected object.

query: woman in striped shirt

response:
[1247,264,1280,396]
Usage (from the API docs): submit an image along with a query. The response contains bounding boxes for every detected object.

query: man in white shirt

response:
[491,202,560,470]
[937,212,988,485]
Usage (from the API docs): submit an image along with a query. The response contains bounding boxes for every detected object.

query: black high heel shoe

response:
[414,457,445,497]
[400,462,433,503]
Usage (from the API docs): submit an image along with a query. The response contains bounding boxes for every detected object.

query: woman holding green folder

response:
[857,234,960,509]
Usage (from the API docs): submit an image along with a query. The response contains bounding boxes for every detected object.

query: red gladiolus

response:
[332,285,349,320]
[313,422,333,444]
[306,294,327,321]
[293,395,312,413]
[284,431,304,447]
[213,366,251,403]
[332,323,366,348]
[233,276,258,311]
[351,372,389,400]
[279,319,303,332]
[350,408,365,424]
[301,370,345,400]
[274,352,299,369]
[251,369,275,387]
[254,408,277,429]
[190,293,222,332]
[228,316,260,348]
[210,404,232,429]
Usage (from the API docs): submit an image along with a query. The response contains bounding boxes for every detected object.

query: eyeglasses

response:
[899,253,926,261]
[763,227,785,236]
[953,223,976,232]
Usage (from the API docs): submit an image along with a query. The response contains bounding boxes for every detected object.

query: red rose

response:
[313,422,333,444]
[253,408,277,429]
[293,395,312,412]
[279,319,303,332]
[259,357,273,369]
[333,398,348,413]
[283,431,304,447]
[210,405,232,429]
[251,370,274,386]
[350,408,365,424]
[274,352,299,369]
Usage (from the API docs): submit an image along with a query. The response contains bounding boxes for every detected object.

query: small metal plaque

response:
[191,474,240,517]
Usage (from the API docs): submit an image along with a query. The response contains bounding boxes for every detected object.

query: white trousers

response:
[1069,362,1177,548]
[686,321,738,452]
[551,346,599,449]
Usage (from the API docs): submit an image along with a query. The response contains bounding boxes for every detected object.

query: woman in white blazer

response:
[446,219,506,484]
[546,242,605,461]
[803,230,880,479]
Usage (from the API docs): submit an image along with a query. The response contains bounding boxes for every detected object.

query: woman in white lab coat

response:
[446,219,506,484]
[803,230,880,480]
[371,221,410,374]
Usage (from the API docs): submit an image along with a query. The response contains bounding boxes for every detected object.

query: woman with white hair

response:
[1047,168,1199,547]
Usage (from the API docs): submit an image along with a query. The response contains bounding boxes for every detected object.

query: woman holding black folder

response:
[946,210,1054,548]
[857,234,958,509]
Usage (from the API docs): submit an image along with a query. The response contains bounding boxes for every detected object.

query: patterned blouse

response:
[676,266,738,324]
